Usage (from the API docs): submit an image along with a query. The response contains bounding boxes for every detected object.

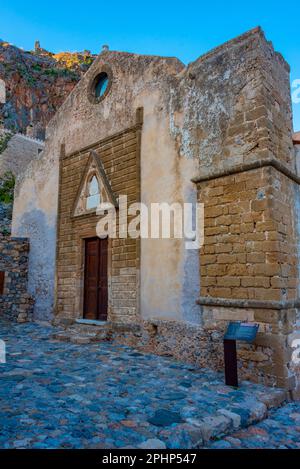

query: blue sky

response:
[1,0,299,130]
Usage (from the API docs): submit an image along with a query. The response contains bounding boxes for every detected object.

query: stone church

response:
[7,27,300,397]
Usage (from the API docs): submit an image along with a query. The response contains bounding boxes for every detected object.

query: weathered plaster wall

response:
[169,28,293,175]
[295,144,300,175]
[140,92,199,323]
[12,145,59,319]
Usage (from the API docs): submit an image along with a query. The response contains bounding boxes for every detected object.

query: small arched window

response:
[86,175,100,209]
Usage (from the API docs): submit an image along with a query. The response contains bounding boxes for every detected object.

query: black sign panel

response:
[224,321,259,342]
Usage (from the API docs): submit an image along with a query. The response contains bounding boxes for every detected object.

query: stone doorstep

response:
[51,321,112,344]
[52,319,141,344]
[75,318,107,326]
[51,332,102,344]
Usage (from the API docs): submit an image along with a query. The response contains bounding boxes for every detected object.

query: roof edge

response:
[188,26,264,67]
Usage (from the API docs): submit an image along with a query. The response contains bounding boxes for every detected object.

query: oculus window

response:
[94,72,109,98]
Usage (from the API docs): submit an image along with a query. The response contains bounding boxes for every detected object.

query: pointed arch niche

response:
[72,151,118,218]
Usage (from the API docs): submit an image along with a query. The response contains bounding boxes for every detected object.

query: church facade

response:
[11,27,300,397]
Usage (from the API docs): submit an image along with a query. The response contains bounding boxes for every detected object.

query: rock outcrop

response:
[0,40,96,139]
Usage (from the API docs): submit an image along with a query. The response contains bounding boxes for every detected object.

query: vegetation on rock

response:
[0,171,15,203]
[0,171,14,235]
[0,131,13,154]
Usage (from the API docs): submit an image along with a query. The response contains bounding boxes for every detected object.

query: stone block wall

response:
[198,166,298,302]
[194,164,299,387]
[0,236,34,321]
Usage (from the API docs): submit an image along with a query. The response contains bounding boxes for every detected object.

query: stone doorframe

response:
[73,224,113,322]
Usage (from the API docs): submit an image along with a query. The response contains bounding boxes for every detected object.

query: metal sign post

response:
[223,322,259,388]
[224,339,238,387]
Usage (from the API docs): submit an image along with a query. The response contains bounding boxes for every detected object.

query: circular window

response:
[88,67,112,104]
[95,72,109,98]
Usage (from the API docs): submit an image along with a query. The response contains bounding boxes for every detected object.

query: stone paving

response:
[0,320,288,449]
[206,403,300,449]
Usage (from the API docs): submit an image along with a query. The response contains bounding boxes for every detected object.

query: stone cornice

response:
[192,157,300,186]
[197,296,300,310]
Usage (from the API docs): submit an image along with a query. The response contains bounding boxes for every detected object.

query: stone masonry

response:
[192,33,300,395]
[56,120,141,323]
[0,236,34,322]
[294,132,300,174]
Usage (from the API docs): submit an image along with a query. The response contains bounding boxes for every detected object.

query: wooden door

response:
[83,237,108,321]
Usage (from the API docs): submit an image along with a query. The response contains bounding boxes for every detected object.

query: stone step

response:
[51,324,112,344]
[69,322,109,333]
[70,335,92,345]
[68,327,98,337]
[52,332,94,344]
[51,331,72,342]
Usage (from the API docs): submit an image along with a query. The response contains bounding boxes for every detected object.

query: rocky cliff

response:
[0,40,96,139]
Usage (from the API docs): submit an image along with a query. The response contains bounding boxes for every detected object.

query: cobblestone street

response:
[0,320,298,449]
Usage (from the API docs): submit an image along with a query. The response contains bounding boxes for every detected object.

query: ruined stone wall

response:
[56,126,140,323]
[0,236,34,322]
[0,133,44,177]
[0,203,12,235]
[108,318,286,388]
